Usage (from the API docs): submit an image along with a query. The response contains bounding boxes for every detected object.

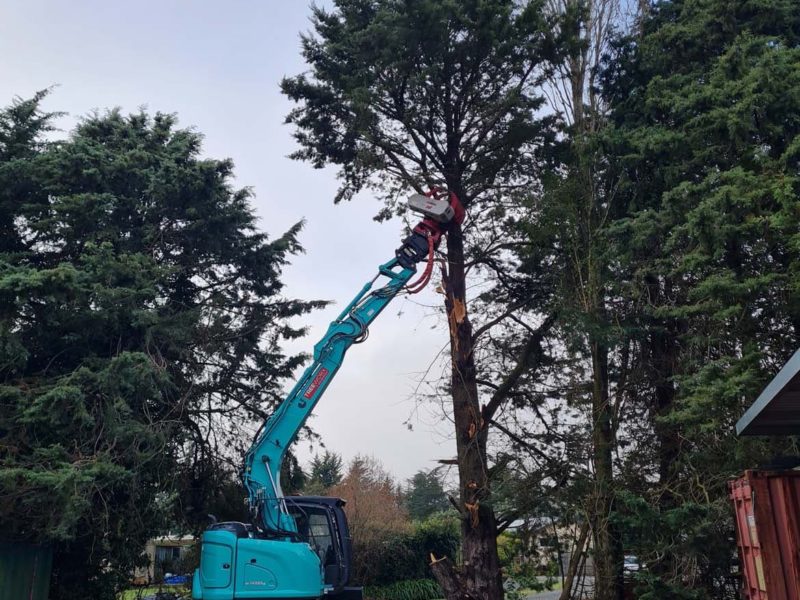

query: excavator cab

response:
[192,497,361,600]
[286,497,358,596]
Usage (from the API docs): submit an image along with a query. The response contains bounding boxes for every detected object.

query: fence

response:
[0,542,52,600]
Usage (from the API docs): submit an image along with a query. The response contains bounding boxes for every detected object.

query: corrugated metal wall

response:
[0,542,53,600]
[730,470,800,600]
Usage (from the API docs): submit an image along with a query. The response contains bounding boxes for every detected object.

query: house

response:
[132,534,196,585]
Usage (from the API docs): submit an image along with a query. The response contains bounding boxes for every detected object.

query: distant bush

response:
[364,579,443,600]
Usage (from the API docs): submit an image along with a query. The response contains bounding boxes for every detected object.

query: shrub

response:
[364,579,443,600]
[353,511,460,586]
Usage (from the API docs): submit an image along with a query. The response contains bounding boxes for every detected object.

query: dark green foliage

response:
[281,0,557,208]
[356,512,460,587]
[614,491,735,600]
[405,470,448,520]
[364,579,443,600]
[490,1,800,597]
[281,450,308,495]
[0,93,319,599]
[196,467,249,524]
[308,449,344,490]
[598,0,800,595]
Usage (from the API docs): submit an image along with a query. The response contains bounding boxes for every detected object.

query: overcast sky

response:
[0,0,455,481]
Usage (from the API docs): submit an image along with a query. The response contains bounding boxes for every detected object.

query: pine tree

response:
[0,94,320,599]
[600,0,800,594]
[308,450,345,491]
[281,2,558,596]
[406,470,449,521]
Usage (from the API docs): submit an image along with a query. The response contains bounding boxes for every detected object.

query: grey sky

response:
[0,0,454,480]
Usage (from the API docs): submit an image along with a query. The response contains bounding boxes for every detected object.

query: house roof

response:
[736,347,800,436]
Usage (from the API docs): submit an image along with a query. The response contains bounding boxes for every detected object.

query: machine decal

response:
[304,368,330,399]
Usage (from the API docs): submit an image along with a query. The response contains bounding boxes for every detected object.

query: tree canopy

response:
[0,93,319,599]
[308,449,345,491]
[405,470,449,521]
[281,0,557,209]
[282,2,561,597]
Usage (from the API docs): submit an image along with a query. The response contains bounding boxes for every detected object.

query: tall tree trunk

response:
[552,2,626,596]
[644,274,685,579]
[435,223,503,600]
[652,337,679,489]
[590,340,623,600]
[645,275,680,492]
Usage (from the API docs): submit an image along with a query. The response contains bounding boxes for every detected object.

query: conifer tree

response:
[601,0,800,593]
[308,450,345,491]
[406,470,448,521]
[0,93,320,599]
[282,2,558,597]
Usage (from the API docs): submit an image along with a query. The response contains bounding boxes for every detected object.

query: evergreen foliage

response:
[600,0,800,594]
[405,470,449,521]
[469,1,800,597]
[281,0,557,209]
[308,449,345,490]
[358,512,460,588]
[0,93,319,599]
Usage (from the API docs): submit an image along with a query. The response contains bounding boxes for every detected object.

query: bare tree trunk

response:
[559,520,590,600]
[430,223,503,599]
[590,340,623,600]
[431,556,480,600]
[637,0,651,37]
[647,277,680,491]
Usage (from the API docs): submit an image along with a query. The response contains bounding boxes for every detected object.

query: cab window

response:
[290,506,336,568]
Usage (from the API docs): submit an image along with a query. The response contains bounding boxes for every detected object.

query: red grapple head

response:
[408,189,465,225]
[447,191,466,226]
[397,188,466,268]
[408,189,466,248]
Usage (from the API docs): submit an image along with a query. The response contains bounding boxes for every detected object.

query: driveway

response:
[526,591,561,600]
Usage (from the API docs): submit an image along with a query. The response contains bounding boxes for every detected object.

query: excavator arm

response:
[193,191,464,600]
[243,256,417,536]
[243,191,464,536]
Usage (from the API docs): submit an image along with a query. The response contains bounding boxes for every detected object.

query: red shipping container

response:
[730,470,800,600]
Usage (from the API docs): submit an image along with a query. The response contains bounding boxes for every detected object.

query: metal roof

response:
[737,347,800,436]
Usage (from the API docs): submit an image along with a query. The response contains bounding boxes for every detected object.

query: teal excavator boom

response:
[193,191,464,600]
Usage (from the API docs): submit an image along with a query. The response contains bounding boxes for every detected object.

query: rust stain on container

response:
[730,470,800,600]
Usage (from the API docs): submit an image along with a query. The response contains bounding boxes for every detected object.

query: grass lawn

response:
[119,588,158,600]
[430,580,562,600]
[118,585,190,600]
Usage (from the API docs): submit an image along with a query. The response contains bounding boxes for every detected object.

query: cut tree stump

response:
[429,554,481,600]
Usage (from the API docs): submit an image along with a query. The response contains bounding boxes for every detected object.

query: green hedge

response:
[353,512,459,586]
[364,579,443,600]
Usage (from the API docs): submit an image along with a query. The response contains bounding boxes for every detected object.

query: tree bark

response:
[559,519,590,600]
[644,275,680,492]
[590,340,624,600]
[434,222,503,600]
[652,340,680,490]
[430,556,481,600]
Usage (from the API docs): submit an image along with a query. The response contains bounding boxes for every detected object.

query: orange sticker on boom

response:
[303,368,329,399]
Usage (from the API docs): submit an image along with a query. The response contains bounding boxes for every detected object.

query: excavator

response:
[192,191,464,600]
